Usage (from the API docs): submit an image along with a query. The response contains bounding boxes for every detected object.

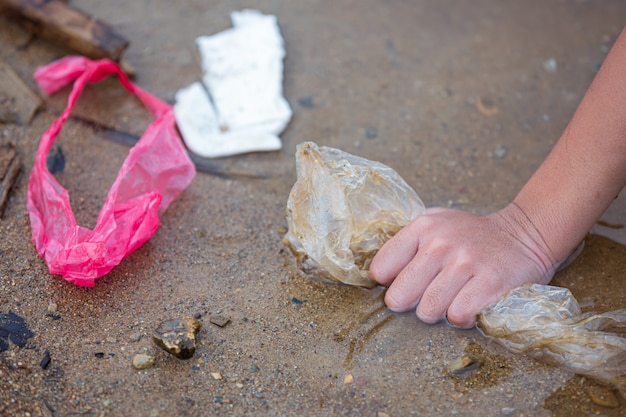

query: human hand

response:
[369,204,559,328]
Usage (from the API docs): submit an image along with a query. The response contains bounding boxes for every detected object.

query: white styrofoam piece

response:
[174,9,291,159]
[174,82,282,158]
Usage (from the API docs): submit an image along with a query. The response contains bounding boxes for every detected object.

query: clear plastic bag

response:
[283,141,425,287]
[478,284,626,394]
[27,56,196,286]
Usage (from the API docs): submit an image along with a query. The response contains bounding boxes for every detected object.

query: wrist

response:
[493,203,561,276]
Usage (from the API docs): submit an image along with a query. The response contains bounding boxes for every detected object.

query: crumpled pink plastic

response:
[27,56,196,286]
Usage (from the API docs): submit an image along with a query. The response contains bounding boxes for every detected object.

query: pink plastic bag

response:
[26,56,196,286]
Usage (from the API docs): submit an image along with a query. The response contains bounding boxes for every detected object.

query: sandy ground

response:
[1,1,625,416]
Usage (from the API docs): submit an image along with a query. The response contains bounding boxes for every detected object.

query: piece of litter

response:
[283,142,425,287]
[175,82,282,158]
[29,57,196,285]
[478,284,626,394]
[174,9,292,158]
[210,372,223,380]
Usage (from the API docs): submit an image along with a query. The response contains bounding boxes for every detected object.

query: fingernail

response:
[444,314,475,329]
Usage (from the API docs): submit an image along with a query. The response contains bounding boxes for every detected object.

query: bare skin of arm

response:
[370,26,626,328]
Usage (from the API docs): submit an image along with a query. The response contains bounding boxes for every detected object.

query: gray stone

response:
[153,317,202,359]
[132,354,155,370]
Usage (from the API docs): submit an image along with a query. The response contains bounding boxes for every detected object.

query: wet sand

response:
[1,1,625,416]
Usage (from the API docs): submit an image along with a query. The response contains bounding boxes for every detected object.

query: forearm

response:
[510,26,626,263]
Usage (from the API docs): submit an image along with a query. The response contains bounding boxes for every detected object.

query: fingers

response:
[370,209,452,285]
[415,267,473,325]
[445,279,495,328]
[371,207,556,329]
[382,249,444,312]
[369,220,422,285]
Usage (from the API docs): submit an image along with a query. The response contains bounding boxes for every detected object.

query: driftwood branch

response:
[0,0,129,61]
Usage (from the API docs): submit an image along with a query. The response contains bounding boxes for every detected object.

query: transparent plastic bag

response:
[478,284,626,394]
[27,56,196,286]
[283,141,425,287]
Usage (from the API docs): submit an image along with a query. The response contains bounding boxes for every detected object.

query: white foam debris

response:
[174,9,292,158]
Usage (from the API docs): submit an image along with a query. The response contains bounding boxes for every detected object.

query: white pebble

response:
[132,354,155,370]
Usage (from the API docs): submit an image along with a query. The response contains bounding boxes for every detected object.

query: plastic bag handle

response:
[33,56,169,168]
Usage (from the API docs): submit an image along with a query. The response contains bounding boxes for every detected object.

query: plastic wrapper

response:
[283,141,425,287]
[27,56,196,286]
[478,284,626,394]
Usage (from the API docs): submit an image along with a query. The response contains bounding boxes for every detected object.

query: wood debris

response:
[0,0,129,61]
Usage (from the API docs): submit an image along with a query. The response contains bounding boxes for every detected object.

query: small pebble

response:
[588,385,620,409]
[543,58,557,73]
[494,144,507,159]
[129,333,143,343]
[298,96,314,108]
[501,407,515,416]
[209,315,231,328]
[40,351,51,369]
[47,303,57,314]
[447,354,481,377]
[344,374,354,384]
[132,354,155,370]
[365,126,378,139]
[210,372,223,380]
